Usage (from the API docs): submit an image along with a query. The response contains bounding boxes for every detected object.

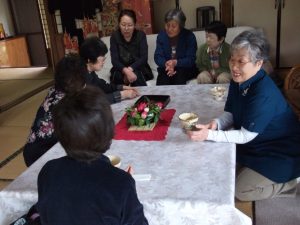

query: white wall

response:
[0,0,15,36]
[152,0,219,32]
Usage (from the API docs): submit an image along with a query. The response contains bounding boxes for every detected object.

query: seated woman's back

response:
[23,54,86,166]
[37,86,148,225]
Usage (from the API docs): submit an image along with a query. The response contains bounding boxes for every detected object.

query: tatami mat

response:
[256,185,300,225]
[0,67,53,113]
[0,127,29,162]
[0,79,53,112]
[0,89,49,163]
[235,200,253,220]
[0,67,53,80]
[0,89,48,126]
[0,68,51,187]
[0,153,26,179]
[0,180,12,190]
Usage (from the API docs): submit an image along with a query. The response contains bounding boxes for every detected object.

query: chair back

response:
[284,65,300,119]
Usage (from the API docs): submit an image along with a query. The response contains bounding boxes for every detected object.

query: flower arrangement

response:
[125,98,163,127]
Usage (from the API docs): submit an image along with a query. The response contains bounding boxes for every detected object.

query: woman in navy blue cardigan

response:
[154,9,198,85]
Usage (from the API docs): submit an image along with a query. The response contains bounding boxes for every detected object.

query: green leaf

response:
[126,99,164,127]
[138,119,145,126]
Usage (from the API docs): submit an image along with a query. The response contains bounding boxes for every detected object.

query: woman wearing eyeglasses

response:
[80,36,139,103]
[188,30,300,201]
[110,9,153,86]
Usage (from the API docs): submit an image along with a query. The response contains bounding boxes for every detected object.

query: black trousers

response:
[23,137,57,167]
[110,69,147,86]
[156,67,198,85]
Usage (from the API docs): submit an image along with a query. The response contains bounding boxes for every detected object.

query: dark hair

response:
[118,9,137,24]
[79,37,108,64]
[54,54,86,94]
[53,86,115,163]
[205,21,227,40]
[164,8,186,28]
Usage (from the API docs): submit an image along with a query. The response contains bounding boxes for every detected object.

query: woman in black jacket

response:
[80,36,139,103]
[110,9,153,86]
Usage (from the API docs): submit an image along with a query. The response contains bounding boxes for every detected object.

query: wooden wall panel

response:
[0,36,31,67]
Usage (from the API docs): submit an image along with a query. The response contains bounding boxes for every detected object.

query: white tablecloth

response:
[0,85,252,225]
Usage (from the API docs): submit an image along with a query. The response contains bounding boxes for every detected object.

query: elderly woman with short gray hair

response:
[187,29,300,201]
[154,9,197,85]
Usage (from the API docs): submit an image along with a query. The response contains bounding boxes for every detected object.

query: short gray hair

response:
[164,9,186,28]
[231,29,270,62]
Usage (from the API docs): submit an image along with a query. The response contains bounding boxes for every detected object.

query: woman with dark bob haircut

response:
[188,30,300,201]
[154,8,197,85]
[36,86,148,225]
[53,86,115,161]
[80,36,139,103]
[196,21,231,84]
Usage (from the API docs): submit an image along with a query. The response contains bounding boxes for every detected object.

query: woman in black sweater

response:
[80,36,139,103]
[37,86,148,225]
[110,9,153,86]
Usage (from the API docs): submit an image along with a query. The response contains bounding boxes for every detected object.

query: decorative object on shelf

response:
[63,31,79,54]
[0,23,6,39]
[81,17,99,39]
[125,97,163,131]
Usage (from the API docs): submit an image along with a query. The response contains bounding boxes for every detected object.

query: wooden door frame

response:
[219,0,233,27]
[8,0,49,67]
[42,0,64,70]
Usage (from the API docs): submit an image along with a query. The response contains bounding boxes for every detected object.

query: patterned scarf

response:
[208,45,222,76]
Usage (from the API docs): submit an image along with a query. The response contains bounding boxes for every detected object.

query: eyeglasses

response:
[120,23,134,29]
[229,59,252,67]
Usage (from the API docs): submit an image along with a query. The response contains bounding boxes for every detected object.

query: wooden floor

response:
[236,200,254,221]
[0,67,54,112]
[0,67,53,190]
[2,67,292,221]
[0,89,49,186]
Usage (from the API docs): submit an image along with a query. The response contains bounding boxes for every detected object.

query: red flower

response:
[156,102,163,109]
[137,102,147,112]
[125,98,163,127]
